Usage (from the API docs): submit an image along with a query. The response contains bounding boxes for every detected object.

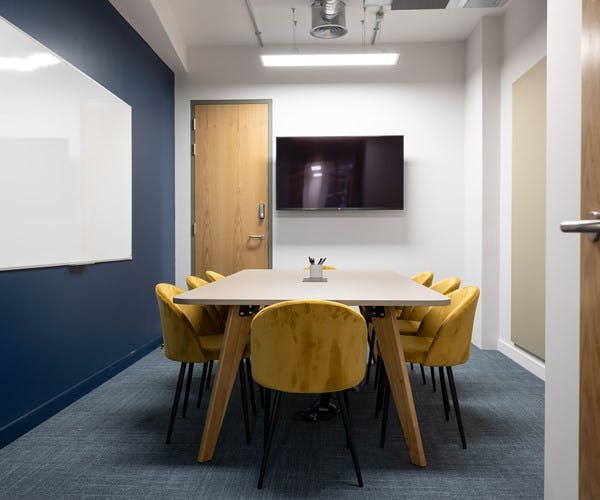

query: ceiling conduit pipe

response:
[371,6,385,45]
[244,0,264,48]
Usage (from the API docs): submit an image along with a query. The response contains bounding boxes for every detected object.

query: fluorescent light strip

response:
[261,53,399,67]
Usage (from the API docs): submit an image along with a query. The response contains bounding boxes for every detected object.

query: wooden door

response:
[193,103,269,277]
[580,1,600,497]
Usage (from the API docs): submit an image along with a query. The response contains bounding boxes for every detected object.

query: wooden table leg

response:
[371,307,426,467]
[197,305,252,462]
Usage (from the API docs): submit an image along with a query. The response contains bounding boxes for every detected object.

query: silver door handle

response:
[560,211,600,241]
[248,234,265,240]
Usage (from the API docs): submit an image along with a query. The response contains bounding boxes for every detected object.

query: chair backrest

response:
[303,265,337,270]
[250,300,367,394]
[205,270,225,282]
[419,286,480,367]
[407,276,461,322]
[186,275,208,289]
[155,283,214,363]
[186,275,225,331]
[400,271,435,319]
[411,271,434,287]
[203,271,230,322]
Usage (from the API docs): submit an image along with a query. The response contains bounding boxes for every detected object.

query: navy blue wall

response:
[0,1,174,446]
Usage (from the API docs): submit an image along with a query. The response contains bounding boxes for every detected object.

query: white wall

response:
[545,0,581,497]
[463,16,502,349]
[175,43,467,288]
[497,0,547,376]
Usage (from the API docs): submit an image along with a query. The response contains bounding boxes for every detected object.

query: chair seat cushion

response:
[196,334,251,357]
[400,335,433,364]
[196,334,224,353]
[396,319,420,335]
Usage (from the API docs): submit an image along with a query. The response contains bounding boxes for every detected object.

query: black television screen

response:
[276,135,404,210]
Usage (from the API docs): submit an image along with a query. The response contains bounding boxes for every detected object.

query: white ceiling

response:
[110,0,511,72]
[171,0,506,46]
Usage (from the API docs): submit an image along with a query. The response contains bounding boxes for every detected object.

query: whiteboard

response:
[0,16,132,271]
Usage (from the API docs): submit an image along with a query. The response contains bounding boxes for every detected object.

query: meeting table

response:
[174,268,450,467]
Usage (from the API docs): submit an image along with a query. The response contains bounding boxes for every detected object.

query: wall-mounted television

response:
[276,135,404,210]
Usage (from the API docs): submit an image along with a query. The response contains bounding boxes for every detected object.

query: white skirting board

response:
[497,338,545,380]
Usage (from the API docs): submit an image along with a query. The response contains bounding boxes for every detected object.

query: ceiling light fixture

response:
[260,52,399,67]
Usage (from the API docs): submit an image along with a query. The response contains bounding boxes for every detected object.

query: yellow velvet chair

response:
[204,270,230,325]
[381,286,480,449]
[397,270,435,320]
[205,270,225,282]
[186,274,257,416]
[372,270,435,388]
[155,283,253,444]
[398,276,461,388]
[303,265,337,270]
[250,299,367,489]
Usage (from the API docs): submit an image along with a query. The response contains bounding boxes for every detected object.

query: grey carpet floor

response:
[0,346,544,499]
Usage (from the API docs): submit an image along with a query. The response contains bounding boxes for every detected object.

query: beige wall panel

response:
[511,58,547,360]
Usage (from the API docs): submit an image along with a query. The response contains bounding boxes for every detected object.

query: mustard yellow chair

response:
[205,270,225,282]
[155,283,252,444]
[381,286,480,449]
[303,265,337,271]
[186,274,258,416]
[397,270,435,320]
[398,276,461,388]
[204,270,230,326]
[250,300,367,489]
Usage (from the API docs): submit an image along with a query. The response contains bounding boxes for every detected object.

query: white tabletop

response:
[174,269,450,307]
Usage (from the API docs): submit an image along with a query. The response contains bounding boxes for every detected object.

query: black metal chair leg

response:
[258,391,282,489]
[373,354,381,389]
[196,362,209,408]
[420,364,427,385]
[365,327,376,384]
[446,367,467,449]
[263,387,271,449]
[166,362,187,444]
[182,363,194,417]
[206,360,214,390]
[337,391,364,487]
[375,362,387,419]
[259,386,265,411]
[410,362,414,371]
[245,358,257,416]
[238,363,251,444]
[430,366,436,392]
[380,377,391,448]
[439,366,450,422]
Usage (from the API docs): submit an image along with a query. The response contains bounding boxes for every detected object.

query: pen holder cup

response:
[309,264,323,279]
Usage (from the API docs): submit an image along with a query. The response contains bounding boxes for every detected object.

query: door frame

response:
[189,99,273,275]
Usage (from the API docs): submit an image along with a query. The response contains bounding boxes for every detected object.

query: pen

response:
[309,256,315,265]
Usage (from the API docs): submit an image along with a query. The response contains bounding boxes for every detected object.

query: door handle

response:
[560,211,600,241]
[248,234,265,240]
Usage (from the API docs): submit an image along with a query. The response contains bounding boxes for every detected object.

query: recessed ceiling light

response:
[260,53,399,67]
[311,165,322,171]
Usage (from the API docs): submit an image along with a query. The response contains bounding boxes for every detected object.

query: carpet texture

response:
[0,346,544,499]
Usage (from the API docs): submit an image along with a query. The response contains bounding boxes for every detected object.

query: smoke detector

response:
[310,1,348,39]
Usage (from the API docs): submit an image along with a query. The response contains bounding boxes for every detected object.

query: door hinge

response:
[192,222,197,236]
[192,118,197,131]
[192,143,197,156]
